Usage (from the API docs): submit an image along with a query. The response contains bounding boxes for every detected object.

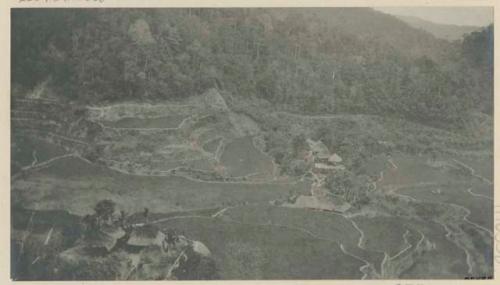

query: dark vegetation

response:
[12,8,492,127]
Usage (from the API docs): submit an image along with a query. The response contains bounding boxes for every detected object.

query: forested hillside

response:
[12,8,493,128]
[391,15,480,41]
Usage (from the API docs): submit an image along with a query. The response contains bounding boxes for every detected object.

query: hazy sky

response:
[374,7,493,27]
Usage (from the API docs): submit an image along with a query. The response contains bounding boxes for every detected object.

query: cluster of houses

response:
[304,139,345,175]
[63,219,211,262]
[304,139,345,174]
[284,138,351,213]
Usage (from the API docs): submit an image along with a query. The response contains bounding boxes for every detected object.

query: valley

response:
[11,89,493,279]
[10,7,493,281]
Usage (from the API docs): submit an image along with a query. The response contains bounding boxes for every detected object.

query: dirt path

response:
[211,208,229,218]
[388,230,412,261]
[20,153,76,172]
[31,150,38,167]
[348,219,366,249]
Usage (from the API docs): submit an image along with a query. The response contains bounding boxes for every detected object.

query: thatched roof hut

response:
[80,230,117,252]
[306,139,330,159]
[127,224,165,247]
[328,153,343,163]
[192,240,211,257]
[101,224,126,240]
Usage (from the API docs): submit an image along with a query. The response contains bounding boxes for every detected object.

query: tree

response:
[94,199,116,224]
[143,207,150,223]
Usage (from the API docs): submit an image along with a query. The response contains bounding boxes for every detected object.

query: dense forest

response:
[12,8,493,128]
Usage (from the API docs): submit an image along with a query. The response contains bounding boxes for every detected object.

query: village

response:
[284,138,351,213]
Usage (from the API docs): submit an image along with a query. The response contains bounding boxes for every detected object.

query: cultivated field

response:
[12,156,309,216]
[156,216,365,279]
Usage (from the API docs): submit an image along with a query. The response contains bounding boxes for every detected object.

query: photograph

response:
[10,6,494,280]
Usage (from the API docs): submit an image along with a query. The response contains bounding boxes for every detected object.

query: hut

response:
[306,139,330,163]
[328,153,343,164]
[101,224,126,241]
[79,228,119,255]
[313,162,336,174]
[192,240,212,257]
[127,224,165,248]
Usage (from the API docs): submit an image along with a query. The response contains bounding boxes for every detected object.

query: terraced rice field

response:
[397,184,493,232]
[456,156,493,182]
[353,216,469,278]
[12,157,309,216]
[222,205,384,270]
[378,154,459,187]
[220,136,274,179]
[352,216,411,257]
[101,115,185,129]
[11,98,493,280]
[156,216,365,279]
[398,220,471,278]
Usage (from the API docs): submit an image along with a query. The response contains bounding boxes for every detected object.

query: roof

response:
[192,240,211,257]
[127,225,165,247]
[328,153,343,163]
[101,224,126,240]
[314,163,335,170]
[80,229,117,251]
[306,139,330,158]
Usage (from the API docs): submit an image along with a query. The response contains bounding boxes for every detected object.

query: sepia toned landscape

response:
[11,8,493,280]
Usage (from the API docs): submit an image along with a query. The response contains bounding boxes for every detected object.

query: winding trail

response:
[348,219,365,249]
[447,202,493,237]
[31,150,38,167]
[464,187,493,201]
[19,153,76,172]
[211,208,229,218]
[389,230,412,261]
[452,159,493,185]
